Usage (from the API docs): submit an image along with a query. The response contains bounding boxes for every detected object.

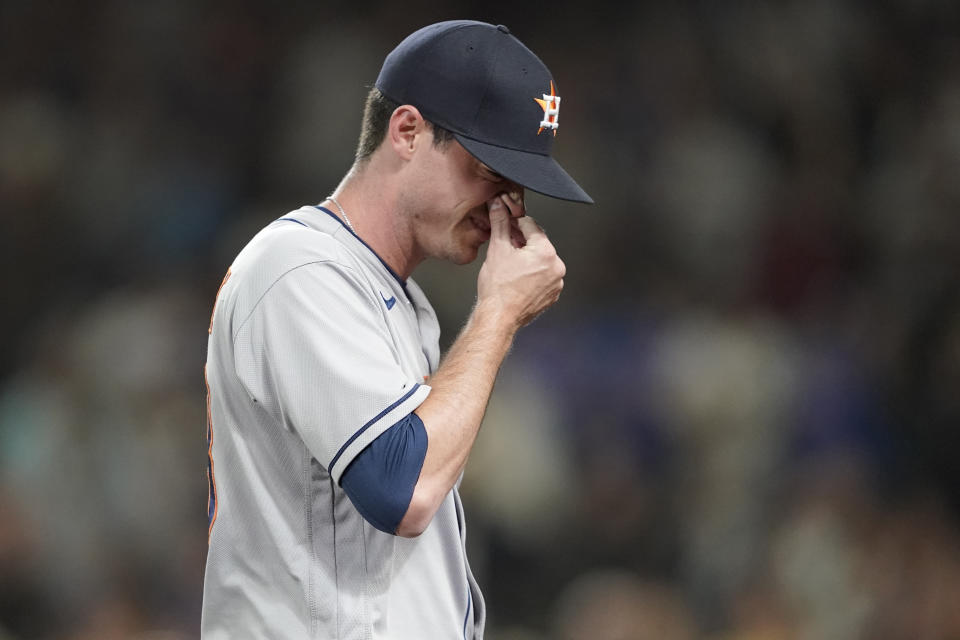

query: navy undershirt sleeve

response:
[340,412,428,534]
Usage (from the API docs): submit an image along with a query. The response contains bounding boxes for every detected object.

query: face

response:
[399,130,521,265]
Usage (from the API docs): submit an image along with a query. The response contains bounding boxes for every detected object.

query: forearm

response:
[396,196,563,537]
[399,301,515,535]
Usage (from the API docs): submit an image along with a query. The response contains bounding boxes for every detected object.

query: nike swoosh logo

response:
[380,291,397,310]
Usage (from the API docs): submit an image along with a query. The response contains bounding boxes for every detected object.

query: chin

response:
[450,248,479,265]
[434,230,486,265]
[446,241,482,265]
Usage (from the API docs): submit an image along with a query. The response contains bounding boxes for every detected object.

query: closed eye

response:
[478,162,504,183]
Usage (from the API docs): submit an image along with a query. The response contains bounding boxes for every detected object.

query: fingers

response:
[509,217,526,248]
[495,186,535,248]
[515,215,548,244]
[489,188,551,252]
[487,197,512,243]
[500,188,525,218]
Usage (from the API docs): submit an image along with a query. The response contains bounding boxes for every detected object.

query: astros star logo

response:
[535,81,561,136]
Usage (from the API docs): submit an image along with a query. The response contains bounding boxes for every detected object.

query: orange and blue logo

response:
[535,81,561,136]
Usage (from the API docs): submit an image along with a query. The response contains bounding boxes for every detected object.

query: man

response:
[202,20,592,639]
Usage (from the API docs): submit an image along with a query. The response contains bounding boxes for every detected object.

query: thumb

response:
[487,197,512,244]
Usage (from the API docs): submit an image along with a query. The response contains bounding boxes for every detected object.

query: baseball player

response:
[201,20,592,639]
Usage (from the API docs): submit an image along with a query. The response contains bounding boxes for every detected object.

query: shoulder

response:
[219,211,374,326]
[235,214,354,278]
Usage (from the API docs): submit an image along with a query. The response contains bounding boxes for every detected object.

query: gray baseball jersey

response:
[202,205,485,639]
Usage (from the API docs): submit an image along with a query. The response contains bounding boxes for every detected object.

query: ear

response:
[388,105,427,161]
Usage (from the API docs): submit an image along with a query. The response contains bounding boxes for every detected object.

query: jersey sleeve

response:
[340,413,428,534]
[232,260,431,484]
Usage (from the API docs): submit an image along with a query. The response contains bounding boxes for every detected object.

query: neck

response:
[327,161,424,280]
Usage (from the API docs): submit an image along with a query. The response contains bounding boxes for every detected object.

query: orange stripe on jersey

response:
[205,364,219,542]
[208,269,232,335]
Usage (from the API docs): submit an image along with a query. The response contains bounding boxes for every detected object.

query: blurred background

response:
[2,0,960,638]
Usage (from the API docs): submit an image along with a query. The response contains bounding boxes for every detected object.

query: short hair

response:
[355,87,455,162]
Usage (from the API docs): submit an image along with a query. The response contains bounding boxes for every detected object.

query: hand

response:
[477,194,566,330]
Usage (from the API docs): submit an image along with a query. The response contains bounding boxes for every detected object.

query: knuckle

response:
[538,238,556,255]
[553,258,566,279]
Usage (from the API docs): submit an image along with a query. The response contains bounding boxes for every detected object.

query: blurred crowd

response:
[2,0,960,638]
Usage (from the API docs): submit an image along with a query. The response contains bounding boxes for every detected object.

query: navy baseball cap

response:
[376,20,593,204]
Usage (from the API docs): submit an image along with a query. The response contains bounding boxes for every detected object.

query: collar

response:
[308,205,411,299]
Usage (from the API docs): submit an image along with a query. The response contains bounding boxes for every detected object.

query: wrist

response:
[471,298,521,340]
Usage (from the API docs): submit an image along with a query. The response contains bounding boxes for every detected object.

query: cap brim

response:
[455,134,594,204]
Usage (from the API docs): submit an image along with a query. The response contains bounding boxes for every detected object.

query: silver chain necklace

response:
[326,196,356,234]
